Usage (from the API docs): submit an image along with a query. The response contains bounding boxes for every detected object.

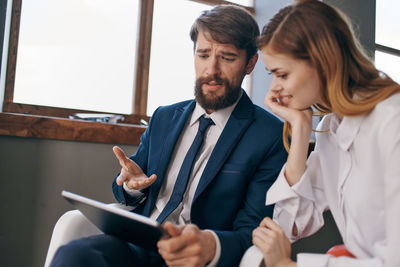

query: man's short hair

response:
[190,5,259,61]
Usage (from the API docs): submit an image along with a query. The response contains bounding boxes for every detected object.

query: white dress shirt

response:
[149,100,237,224]
[266,93,400,267]
[125,95,241,266]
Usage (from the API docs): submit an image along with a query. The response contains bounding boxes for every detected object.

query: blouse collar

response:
[329,113,365,151]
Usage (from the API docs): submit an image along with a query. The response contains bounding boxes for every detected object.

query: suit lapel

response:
[145,101,196,215]
[194,92,255,200]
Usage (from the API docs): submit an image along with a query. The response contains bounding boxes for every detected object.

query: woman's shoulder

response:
[375,92,400,111]
[367,92,400,123]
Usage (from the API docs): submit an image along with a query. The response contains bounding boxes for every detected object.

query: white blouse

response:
[266,93,400,267]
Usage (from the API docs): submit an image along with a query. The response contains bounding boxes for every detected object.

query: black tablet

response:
[61,190,165,251]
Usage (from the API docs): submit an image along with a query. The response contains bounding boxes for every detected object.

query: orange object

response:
[326,244,355,258]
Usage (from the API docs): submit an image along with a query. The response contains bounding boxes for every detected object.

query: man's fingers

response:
[158,223,187,254]
[163,222,183,237]
[125,174,157,190]
[113,146,130,167]
[147,174,157,185]
[136,174,157,189]
[116,174,126,186]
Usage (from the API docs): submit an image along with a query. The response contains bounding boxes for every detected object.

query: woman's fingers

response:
[252,218,293,267]
[260,217,282,231]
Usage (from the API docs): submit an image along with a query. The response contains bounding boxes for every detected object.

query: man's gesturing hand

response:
[157,222,216,267]
[112,146,157,190]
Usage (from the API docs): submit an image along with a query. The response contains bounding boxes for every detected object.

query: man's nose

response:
[205,56,220,76]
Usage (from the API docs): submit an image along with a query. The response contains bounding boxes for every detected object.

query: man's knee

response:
[50,234,141,267]
[50,238,104,267]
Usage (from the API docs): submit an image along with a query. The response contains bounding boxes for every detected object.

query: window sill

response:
[0,112,146,145]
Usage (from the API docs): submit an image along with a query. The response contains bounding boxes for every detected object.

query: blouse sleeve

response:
[266,151,328,242]
[296,253,382,267]
[380,106,400,267]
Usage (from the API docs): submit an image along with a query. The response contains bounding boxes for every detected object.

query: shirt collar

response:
[329,113,364,151]
[190,91,243,130]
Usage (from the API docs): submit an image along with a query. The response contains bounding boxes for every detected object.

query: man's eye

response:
[198,54,208,59]
[222,56,235,62]
[277,74,287,79]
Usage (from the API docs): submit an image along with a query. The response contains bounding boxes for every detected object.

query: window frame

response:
[0,0,254,145]
[376,44,400,58]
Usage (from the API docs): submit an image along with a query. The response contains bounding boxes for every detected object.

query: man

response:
[51,5,286,267]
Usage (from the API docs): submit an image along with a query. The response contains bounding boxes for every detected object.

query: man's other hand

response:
[112,146,157,190]
[157,222,216,267]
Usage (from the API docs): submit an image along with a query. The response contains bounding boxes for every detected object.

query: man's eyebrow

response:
[195,49,239,57]
[221,51,239,57]
[196,48,211,53]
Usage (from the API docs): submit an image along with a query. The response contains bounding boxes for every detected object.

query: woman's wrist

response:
[276,259,297,267]
[290,116,312,140]
[285,124,310,184]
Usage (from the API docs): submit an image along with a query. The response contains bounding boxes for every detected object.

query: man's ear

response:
[245,53,258,74]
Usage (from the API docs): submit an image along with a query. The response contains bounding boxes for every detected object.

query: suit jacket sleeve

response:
[111,107,160,206]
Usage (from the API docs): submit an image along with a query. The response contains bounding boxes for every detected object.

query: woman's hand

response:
[264,89,312,132]
[253,217,296,267]
[264,89,313,186]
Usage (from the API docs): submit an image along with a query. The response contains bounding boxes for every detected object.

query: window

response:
[147,0,252,115]
[147,0,210,115]
[375,0,400,83]
[1,0,254,144]
[14,0,139,114]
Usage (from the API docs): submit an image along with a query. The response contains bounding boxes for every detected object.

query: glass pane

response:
[147,0,251,115]
[225,0,253,7]
[376,0,400,50]
[375,51,400,84]
[14,0,139,114]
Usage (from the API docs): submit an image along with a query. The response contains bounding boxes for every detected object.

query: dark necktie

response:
[156,116,214,223]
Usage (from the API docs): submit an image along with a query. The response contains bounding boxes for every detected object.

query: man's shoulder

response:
[234,93,283,126]
[152,99,194,116]
[157,99,194,112]
[251,104,283,127]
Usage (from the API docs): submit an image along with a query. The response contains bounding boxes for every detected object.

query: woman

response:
[252,0,400,266]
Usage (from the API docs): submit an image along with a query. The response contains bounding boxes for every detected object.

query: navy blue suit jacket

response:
[112,91,287,266]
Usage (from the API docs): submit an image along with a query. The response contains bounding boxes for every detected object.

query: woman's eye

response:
[267,71,286,79]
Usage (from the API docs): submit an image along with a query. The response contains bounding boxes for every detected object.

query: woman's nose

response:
[269,78,282,93]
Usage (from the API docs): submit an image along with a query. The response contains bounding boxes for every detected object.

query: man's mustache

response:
[197,75,228,85]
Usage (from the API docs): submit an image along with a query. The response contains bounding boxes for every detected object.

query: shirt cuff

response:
[204,230,221,267]
[239,246,264,267]
[123,182,143,197]
[273,201,299,242]
[297,253,330,267]
[266,158,317,206]
[266,165,299,205]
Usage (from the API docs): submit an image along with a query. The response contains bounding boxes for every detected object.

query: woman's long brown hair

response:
[257,0,400,151]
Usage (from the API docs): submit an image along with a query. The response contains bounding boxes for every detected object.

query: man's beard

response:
[195,74,243,111]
